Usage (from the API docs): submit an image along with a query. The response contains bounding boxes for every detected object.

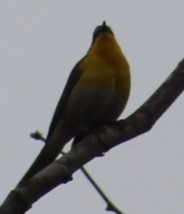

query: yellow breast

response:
[79,33,131,102]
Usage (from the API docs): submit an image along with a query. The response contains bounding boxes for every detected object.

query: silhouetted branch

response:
[30,132,124,214]
[81,167,124,214]
[0,58,183,213]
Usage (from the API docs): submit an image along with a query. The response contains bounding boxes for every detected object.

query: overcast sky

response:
[0,1,183,214]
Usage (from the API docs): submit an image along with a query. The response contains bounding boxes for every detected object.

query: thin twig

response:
[81,167,124,214]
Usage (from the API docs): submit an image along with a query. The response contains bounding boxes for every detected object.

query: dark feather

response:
[46,58,84,141]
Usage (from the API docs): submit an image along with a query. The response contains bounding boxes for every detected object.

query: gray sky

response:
[0,1,183,213]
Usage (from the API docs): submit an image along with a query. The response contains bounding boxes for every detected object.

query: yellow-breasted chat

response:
[18,21,131,186]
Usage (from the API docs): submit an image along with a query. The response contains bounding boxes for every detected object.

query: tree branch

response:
[30,132,124,214]
[0,58,183,213]
[81,167,124,214]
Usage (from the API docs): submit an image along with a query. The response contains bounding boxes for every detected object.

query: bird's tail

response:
[17,141,62,187]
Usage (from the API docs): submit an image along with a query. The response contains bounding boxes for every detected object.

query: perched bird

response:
[18,21,131,186]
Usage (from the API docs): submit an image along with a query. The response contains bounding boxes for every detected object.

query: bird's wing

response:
[46,58,84,141]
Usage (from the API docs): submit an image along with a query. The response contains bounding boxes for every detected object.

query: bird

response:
[18,21,131,186]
